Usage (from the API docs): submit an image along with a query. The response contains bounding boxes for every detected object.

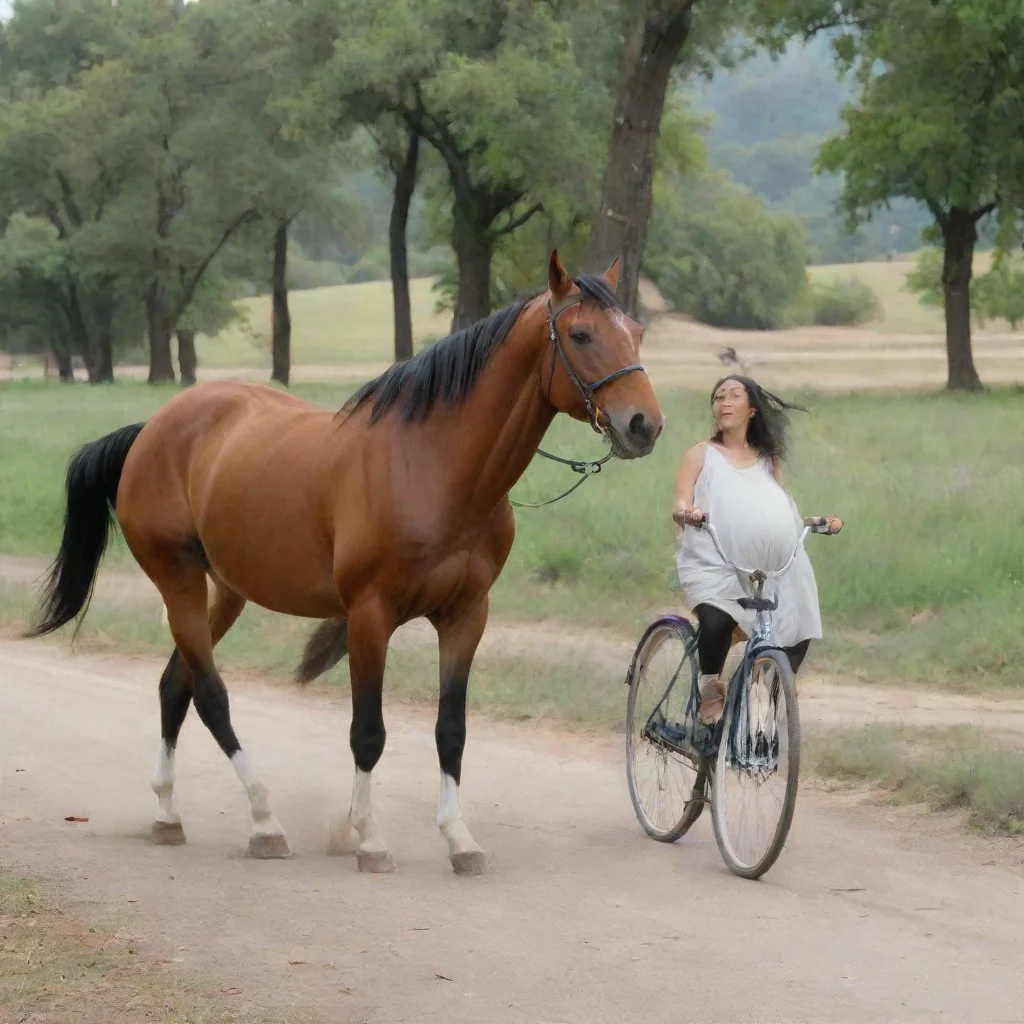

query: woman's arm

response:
[672,443,707,525]
[771,455,786,488]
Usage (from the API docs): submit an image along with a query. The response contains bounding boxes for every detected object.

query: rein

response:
[510,290,645,510]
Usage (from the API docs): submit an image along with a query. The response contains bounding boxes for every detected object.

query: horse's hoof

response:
[357,849,397,874]
[151,821,186,846]
[450,849,488,876]
[247,833,293,859]
[326,821,359,857]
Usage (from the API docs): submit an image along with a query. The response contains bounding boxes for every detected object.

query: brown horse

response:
[27,251,664,874]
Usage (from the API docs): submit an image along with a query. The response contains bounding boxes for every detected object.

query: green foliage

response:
[974,256,1024,330]
[904,247,944,308]
[644,171,810,329]
[797,275,881,326]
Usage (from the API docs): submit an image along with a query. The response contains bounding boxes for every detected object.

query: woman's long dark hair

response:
[709,375,806,462]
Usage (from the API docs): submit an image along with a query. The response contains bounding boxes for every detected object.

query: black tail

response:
[26,422,147,639]
[294,617,349,685]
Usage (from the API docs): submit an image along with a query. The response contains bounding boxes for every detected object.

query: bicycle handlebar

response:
[680,513,839,580]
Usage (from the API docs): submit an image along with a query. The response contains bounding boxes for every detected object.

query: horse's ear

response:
[604,256,621,290]
[548,249,571,298]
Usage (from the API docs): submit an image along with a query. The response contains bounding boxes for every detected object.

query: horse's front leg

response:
[334,594,397,873]
[431,596,490,875]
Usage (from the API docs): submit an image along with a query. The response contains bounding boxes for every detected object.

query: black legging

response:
[694,603,810,677]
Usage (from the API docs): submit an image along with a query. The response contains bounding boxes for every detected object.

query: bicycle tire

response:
[625,617,708,842]
[711,648,800,879]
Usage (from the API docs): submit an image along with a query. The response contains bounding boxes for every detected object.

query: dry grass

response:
[805,723,1024,835]
[0,868,273,1023]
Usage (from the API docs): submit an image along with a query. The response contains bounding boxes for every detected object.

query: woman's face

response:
[711,378,755,433]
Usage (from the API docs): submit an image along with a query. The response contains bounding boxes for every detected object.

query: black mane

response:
[342,274,623,425]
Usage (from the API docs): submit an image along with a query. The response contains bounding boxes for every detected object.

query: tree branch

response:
[177,208,259,318]
[925,197,950,233]
[972,201,997,223]
[490,201,542,240]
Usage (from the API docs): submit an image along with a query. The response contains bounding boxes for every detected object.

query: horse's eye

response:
[569,328,592,346]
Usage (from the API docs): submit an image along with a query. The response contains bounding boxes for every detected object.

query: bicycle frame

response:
[630,516,830,767]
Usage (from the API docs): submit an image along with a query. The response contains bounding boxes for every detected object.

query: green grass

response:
[2,378,1024,690]
[195,277,451,367]
[805,723,1024,835]
[0,869,37,915]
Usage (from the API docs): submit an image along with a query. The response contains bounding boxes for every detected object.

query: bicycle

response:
[624,513,840,879]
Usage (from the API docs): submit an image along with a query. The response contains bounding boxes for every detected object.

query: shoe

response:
[698,675,726,725]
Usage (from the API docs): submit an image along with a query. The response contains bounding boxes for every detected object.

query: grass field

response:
[2,378,1023,693]
[196,276,452,368]
[180,251,1007,371]
[805,723,1024,835]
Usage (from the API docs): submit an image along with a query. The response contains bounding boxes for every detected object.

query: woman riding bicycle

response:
[672,375,842,726]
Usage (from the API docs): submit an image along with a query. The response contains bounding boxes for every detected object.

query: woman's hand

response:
[673,504,706,527]
[824,515,843,534]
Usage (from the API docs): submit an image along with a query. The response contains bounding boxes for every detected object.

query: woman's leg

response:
[694,604,738,724]
[782,639,811,675]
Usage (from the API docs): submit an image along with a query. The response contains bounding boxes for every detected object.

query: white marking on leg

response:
[151,740,180,825]
[436,772,483,859]
[347,768,389,854]
[231,750,285,838]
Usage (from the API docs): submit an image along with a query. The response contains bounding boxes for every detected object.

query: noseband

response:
[546,292,646,434]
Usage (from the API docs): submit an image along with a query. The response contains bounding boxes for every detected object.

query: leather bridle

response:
[545,291,646,435]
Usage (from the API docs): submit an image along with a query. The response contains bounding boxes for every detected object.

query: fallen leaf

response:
[220,987,242,996]
[435,973,453,982]
[15,769,25,773]
[829,887,865,893]
[63,816,89,823]
[288,960,307,966]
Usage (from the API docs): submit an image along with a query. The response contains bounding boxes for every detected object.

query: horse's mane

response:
[342,274,623,425]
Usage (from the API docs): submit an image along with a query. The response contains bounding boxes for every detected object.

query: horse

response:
[26,250,665,875]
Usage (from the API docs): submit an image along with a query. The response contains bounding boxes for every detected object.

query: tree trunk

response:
[271,220,291,387]
[390,132,420,362]
[146,283,176,384]
[64,284,98,381]
[586,2,696,315]
[942,208,983,392]
[91,296,115,383]
[451,193,494,331]
[52,343,74,382]
[177,328,197,386]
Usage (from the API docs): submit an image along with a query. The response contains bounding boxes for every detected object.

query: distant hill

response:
[688,37,931,264]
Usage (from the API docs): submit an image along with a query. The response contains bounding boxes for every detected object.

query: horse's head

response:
[542,250,664,459]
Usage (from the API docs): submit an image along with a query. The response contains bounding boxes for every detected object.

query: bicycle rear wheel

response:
[711,648,800,879]
[625,618,707,842]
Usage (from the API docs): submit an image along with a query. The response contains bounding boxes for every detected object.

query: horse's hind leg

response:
[151,575,243,846]
[158,564,291,858]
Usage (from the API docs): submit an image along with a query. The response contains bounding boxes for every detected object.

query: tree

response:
[758,0,1024,390]
[585,0,740,314]
[644,170,810,328]
[313,0,602,328]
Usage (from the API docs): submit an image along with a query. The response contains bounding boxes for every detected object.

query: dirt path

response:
[2,638,1023,1023]
[5,554,1024,739]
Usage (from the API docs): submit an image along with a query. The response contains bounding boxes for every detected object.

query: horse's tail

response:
[26,422,146,639]
[294,617,349,685]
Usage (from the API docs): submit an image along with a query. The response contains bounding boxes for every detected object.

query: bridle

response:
[510,288,647,509]
[544,291,646,435]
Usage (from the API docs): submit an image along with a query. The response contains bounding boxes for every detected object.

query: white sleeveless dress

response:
[675,443,822,648]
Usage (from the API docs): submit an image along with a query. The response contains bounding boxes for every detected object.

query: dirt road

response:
[2,637,1023,1023]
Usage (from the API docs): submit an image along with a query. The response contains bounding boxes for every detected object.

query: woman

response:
[672,375,842,725]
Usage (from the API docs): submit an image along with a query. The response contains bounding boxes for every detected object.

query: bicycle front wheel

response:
[625,618,707,842]
[712,649,800,879]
